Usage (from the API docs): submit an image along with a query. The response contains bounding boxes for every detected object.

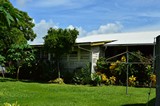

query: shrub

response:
[150,74,156,87]
[91,72,101,86]
[96,57,109,73]
[128,75,136,86]
[101,73,107,82]
[49,78,64,84]
[73,64,91,85]
[109,76,116,85]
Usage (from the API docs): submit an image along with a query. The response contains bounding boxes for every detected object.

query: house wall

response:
[60,45,91,72]
[33,45,105,73]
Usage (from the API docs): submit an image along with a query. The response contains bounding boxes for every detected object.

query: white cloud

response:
[77,27,87,37]
[30,21,123,45]
[87,22,123,36]
[29,20,58,45]
[67,25,87,37]
[67,25,75,30]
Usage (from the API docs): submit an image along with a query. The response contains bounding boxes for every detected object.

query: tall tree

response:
[0,0,36,79]
[7,44,35,80]
[0,0,36,44]
[44,28,79,78]
[0,0,21,27]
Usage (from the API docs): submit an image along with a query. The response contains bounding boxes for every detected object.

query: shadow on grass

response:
[0,77,17,82]
[122,98,155,106]
[0,76,50,84]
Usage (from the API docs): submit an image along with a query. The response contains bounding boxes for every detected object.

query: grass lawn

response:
[0,78,155,106]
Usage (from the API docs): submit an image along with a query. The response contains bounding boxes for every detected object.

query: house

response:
[32,31,160,73]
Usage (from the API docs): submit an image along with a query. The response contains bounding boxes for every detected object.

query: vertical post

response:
[91,51,93,73]
[48,53,51,61]
[126,46,129,95]
[155,35,160,106]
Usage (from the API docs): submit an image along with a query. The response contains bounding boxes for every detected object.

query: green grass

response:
[0,78,155,106]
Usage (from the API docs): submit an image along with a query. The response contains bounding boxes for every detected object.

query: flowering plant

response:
[150,74,156,86]
[129,75,136,86]
[109,76,116,85]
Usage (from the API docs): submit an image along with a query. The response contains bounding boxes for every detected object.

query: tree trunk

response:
[57,61,60,78]
[17,66,21,80]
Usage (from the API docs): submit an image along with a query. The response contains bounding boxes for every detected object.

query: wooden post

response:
[155,35,160,106]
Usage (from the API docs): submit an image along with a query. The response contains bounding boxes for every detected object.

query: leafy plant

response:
[107,51,153,86]
[150,74,156,87]
[49,78,64,84]
[91,72,102,86]
[4,101,20,106]
[109,76,116,85]
[96,57,109,73]
[7,44,35,80]
[0,55,5,66]
[128,75,136,86]
[101,73,107,82]
[73,64,91,85]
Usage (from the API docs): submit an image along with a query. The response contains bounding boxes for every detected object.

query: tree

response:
[44,28,79,78]
[0,0,36,77]
[0,0,36,42]
[7,44,35,80]
[0,0,21,27]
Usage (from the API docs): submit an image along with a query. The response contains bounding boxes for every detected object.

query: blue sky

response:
[10,0,160,44]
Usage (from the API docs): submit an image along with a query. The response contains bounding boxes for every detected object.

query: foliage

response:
[91,73,117,86]
[43,28,79,78]
[99,51,153,86]
[0,0,36,79]
[0,0,36,41]
[96,57,109,73]
[7,44,35,80]
[61,71,74,84]
[150,74,156,87]
[108,56,127,84]
[73,64,91,85]
[49,78,64,84]
[101,73,107,82]
[0,55,5,66]
[109,76,116,85]
[28,60,55,81]
[128,75,137,86]
[91,72,102,86]
[0,0,21,27]
[4,101,20,106]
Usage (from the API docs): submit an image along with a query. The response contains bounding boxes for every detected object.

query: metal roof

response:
[76,31,160,46]
[30,31,160,46]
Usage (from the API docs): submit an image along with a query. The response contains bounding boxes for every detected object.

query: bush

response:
[91,72,101,86]
[73,64,91,85]
[49,78,64,84]
[62,71,74,84]
[96,57,109,73]
[96,51,153,86]
[128,75,137,86]
[150,74,156,87]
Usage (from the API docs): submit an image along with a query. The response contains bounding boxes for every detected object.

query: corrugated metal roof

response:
[30,31,160,46]
[76,31,160,46]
